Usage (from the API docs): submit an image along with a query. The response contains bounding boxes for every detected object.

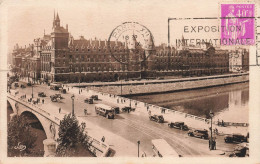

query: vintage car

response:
[50,94,63,102]
[84,98,94,104]
[90,95,98,100]
[121,106,135,113]
[229,143,249,157]
[55,94,63,99]
[60,89,67,94]
[38,92,46,97]
[168,121,189,131]
[27,82,32,86]
[20,84,26,88]
[224,134,247,143]
[188,129,208,139]
[149,115,164,123]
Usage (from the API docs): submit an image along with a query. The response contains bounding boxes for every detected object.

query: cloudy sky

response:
[1,0,259,53]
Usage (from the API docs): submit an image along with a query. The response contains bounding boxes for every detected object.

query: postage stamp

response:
[221,4,255,45]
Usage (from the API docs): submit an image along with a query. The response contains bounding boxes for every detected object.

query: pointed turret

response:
[56,12,60,21]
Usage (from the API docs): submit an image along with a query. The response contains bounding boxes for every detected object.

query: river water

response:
[130,82,249,123]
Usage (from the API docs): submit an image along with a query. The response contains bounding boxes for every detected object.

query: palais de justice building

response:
[11,13,249,83]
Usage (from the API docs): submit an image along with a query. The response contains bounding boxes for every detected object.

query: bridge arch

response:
[19,110,57,140]
[20,111,48,139]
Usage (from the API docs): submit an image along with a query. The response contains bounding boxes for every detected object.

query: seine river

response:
[130,82,249,123]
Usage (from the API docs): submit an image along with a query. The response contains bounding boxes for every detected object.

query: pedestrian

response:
[215,128,218,135]
[101,136,105,142]
[42,99,44,104]
[84,109,87,115]
[217,119,220,126]
[127,107,130,113]
[209,140,211,149]
[222,120,224,127]
[161,108,163,113]
[141,151,146,157]
[59,107,61,113]
[147,106,149,111]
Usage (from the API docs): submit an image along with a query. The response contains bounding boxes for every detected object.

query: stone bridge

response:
[7,93,109,157]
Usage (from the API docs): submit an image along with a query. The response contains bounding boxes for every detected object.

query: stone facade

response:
[11,12,249,83]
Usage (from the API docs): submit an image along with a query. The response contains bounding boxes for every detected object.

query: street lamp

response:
[209,110,214,150]
[31,83,33,98]
[71,94,75,116]
[129,89,132,108]
[137,140,140,157]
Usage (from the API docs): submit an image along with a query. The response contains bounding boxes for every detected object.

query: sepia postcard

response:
[0,0,260,163]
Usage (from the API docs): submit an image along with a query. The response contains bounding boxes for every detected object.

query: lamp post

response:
[121,80,123,95]
[137,140,140,157]
[209,110,214,150]
[31,83,34,98]
[71,94,75,116]
[129,89,132,108]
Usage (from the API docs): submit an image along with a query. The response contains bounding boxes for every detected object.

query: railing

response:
[8,93,110,157]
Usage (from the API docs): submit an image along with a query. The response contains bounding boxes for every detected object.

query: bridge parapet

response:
[7,93,110,157]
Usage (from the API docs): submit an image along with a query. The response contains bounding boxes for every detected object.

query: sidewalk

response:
[12,85,141,157]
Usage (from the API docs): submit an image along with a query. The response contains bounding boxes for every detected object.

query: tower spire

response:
[56,12,60,21]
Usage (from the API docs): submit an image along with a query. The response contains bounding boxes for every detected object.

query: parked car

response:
[229,143,249,157]
[188,129,208,139]
[84,98,94,104]
[90,95,98,100]
[224,134,247,143]
[168,121,189,131]
[149,115,164,123]
[20,84,26,88]
[27,82,32,86]
[38,92,46,97]
[121,106,135,113]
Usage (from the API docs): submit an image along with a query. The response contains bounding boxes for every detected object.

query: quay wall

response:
[90,73,249,96]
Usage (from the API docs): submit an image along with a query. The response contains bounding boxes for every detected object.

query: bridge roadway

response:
[11,81,237,157]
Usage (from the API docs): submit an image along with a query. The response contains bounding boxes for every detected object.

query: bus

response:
[50,82,62,90]
[151,139,180,157]
[95,104,115,119]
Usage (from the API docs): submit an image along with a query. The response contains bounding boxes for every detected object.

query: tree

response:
[8,115,37,157]
[56,114,93,157]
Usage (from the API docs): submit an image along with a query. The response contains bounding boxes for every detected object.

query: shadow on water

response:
[130,83,249,118]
